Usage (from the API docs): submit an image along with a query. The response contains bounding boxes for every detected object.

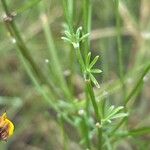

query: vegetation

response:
[0,0,150,149]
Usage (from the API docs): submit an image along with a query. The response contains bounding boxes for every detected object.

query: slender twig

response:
[62,0,75,96]
[86,80,102,150]
[75,46,102,149]
[114,0,127,102]
[83,0,92,58]
[40,2,72,100]
[1,0,59,97]
[82,1,102,148]
[110,63,150,135]
[114,0,124,80]
[62,0,74,33]
[80,115,91,149]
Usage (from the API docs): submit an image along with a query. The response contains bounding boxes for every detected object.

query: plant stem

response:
[76,47,85,73]
[82,6,103,143]
[114,0,126,98]
[83,0,92,58]
[80,115,91,149]
[86,81,102,150]
[62,0,75,96]
[62,0,74,33]
[59,115,68,150]
[115,0,123,79]
[75,46,102,149]
[19,52,58,110]
[85,84,90,117]
[125,63,150,105]
[40,2,72,100]
[86,81,99,120]
[110,63,150,135]
[1,0,59,97]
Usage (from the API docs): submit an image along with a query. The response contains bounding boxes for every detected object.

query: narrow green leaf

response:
[61,37,72,43]
[111,113,128,119]
[64,30,72,39]
[108,106,124,118]
[91,69,102,74]
[90,74,100,88]
[86,52,91,66]
[76,26,82,39]
[89,55,99,69]
[106,105,115,116]
[80,33,90,41]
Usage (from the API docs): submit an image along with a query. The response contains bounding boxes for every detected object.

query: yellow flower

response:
[0,112,14,141]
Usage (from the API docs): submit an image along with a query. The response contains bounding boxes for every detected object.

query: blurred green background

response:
[0,0,150,149]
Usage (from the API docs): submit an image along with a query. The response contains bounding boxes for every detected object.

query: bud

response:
[95,122,101,128]
[78,109,85,116]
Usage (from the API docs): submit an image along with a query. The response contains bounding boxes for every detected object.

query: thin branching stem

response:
[83,0,92,58]
[114,0,124,79]
[86,80,102,150]
[110,63,150,136]
[114,0,127,101]
[1,0,53,88]
[62,0,75,96]
[40,1,72,100]
[75,46,102,149]
[62,0,74,33]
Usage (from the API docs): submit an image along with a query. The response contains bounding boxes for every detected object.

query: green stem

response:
[19,52,58,110]
[115,0,124,79]
[62,0,74,33]
[125,63,150,105]
[1,0,9,14]
[85,84,90,117]
[86,81,102,150]
[86,81,100,120]
[6,21,46,84]
[80,115,91,149]
[1,0,56,92]
[40,2,72,100]
[62,0,75,96]
[82,3,95,147]
[76,46,102,149]
[114,0,126,101]
[110,63,150,135]
[76,47,85,73]
[83,0,92,58]
[59,115,68,150]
